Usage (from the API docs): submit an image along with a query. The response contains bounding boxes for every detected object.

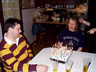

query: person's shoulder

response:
[19,34,23,38]
[19,34,25,40]
[0,39,6,50]
[76,30,83,35]
[77,30,82,33]
[19,34,28,42]
[60,29,68,33]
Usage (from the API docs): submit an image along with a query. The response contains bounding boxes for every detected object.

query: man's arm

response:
[20,34,33,59]
[0,48,48,72]
[26,43,33,59]
[0,48,37,71]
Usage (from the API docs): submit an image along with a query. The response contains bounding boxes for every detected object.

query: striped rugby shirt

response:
[0,34,37,72]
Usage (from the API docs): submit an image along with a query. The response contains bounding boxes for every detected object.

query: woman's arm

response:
[88,28,96,34]
[77,47,83,51]
[79,18,90,26]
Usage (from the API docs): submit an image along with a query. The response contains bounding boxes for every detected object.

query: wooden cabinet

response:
[20,0,87,8]
[34,0,82,8]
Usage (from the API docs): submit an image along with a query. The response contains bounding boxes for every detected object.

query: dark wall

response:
[88,0,96,28]
[87,0,96,53]
[35,0,80,8]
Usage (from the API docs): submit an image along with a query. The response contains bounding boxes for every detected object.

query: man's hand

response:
[36,65,48,72]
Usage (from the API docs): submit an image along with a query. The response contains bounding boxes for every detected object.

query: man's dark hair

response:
[4,18,21,32]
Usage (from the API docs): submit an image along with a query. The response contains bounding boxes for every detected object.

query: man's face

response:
[68,19,76,32]
[10,23,21,39]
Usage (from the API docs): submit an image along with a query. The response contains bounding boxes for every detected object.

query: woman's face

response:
[68,19,76,32]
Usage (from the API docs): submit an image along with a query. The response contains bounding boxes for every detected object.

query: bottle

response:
[59,15,63,23]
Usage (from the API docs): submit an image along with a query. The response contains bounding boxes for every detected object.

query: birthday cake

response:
[50,46,72,62]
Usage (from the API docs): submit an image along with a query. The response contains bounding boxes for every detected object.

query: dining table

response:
[28,47,96,72]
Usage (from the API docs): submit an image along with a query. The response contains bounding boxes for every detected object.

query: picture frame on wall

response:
[22,0,35,8]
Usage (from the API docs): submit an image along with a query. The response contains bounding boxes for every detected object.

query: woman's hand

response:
[87,28,96,34]
[53,41,63,48]
[79,18,84,23]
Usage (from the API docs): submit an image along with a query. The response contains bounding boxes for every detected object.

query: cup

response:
[51,59,59,72]
[83,58,91,72]
[65,60,74,72]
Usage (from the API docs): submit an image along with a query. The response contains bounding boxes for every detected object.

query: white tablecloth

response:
[28,47,96,72]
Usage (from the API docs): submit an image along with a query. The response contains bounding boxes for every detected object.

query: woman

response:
[53,16,85,51]
[79,18,96,53]
[79,18,96,34]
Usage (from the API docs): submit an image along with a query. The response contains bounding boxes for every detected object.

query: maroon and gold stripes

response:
[0,34,36,72]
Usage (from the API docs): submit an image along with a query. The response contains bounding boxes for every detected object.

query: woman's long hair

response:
[65,16,79,32]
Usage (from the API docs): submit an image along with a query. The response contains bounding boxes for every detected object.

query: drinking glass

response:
[65,60,74,72]
[83,58,91,72]
[51,59,59,72]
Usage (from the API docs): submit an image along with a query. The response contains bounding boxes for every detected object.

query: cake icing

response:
[50,46,72,62]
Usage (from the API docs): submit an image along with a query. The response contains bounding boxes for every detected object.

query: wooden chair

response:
[36,30,48,46]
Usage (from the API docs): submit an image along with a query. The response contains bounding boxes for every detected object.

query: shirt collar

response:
[4,33,19,46]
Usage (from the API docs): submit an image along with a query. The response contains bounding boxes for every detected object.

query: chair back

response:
[32,22,40,35]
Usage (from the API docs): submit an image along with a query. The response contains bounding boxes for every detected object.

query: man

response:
[0,18,48,72]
